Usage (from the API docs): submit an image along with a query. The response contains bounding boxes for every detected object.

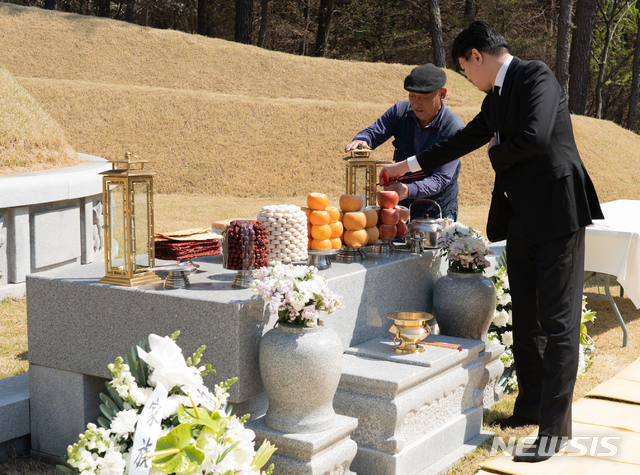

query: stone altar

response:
[26,249,443,460]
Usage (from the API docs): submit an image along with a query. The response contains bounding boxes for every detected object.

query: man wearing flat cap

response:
[345,63,464,220]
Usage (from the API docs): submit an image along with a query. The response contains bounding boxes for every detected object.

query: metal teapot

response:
[405,199,443,252]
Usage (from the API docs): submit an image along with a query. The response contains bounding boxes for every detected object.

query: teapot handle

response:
[408,199,442,220]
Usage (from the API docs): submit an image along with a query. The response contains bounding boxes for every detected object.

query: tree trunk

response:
[44,0,60,10]
[627,0,640,130]
[315,0,335,57]
[99,0,110,17]
[569,0,597,114]
[198,0,207,35]
[235,0,253,44]
[125,0,135,22]
[300,0,311,55]
[428,0,446,67]
[257,0,269,47]
[556,0,573,97]
[464,0,475,23]
[595,0,633,119]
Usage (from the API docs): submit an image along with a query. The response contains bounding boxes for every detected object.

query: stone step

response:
[0,372,30,461]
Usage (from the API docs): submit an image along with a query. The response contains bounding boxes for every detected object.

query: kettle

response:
[405,199,443,252]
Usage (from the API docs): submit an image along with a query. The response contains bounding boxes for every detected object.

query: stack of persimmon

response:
[338,194,375,248]
[305,193,343,251]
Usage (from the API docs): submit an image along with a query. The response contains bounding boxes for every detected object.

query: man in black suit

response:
[380,21,603,463]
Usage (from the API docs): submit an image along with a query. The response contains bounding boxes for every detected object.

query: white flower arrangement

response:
[488,253,597,394]
[57,332,276,475]
[436,220,494,273]
[251,263,344,326]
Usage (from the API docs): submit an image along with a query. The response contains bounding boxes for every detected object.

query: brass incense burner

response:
[386,311,432,354]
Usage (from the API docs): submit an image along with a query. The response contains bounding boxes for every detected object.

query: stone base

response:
[249,414,358,475]
[479,342,505,409]
[350,408,488,475]
[335,335,491,475]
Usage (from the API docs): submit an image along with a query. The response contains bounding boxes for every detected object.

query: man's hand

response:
[384,182,409,201]
[487,133,498,155]
[345,140,369,153]
[379,161,411,184]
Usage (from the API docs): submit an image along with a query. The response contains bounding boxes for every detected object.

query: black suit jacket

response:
[415,57,603,243]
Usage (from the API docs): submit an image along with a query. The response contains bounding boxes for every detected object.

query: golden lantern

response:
[99,152,161,286]
[345,146,380,207]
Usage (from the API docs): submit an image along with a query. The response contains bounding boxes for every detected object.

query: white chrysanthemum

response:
[507,310,512,325]
[129,386,153,406]
[578,344,586,374]
[492,309,510,328]
[97,450,126,475]
[162,395,192,419]
[110,409,138,438]
[501,331,513,348]
[499,292,512,306]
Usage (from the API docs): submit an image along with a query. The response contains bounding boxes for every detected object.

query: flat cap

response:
[404,63,447,94]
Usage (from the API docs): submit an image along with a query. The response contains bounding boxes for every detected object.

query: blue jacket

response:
[390,101,463,219]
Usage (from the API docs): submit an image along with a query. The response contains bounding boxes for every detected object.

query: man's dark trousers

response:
[506,214,586,439]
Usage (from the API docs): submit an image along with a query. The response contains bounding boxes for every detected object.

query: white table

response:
[585,200,640,347]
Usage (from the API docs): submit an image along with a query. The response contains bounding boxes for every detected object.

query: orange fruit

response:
[329,221,344,238]
[330,237,343,249]
[307,193,329,210]
[343,229,368,248]
[310,238,332,251]
[311,224,332,240]
[342,211,367,230]
[339,194,364,212]
[365,226,380,245]
[363,207,380,228]
[309,210,330,225]
[301,207,312,219]
[326,206,341,223]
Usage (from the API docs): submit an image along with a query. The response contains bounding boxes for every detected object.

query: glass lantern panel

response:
[352,164,377,207]
[132,180,151,271]
[107,181,126,273]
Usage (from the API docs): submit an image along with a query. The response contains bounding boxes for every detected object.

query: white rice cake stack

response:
[257,205,309,263]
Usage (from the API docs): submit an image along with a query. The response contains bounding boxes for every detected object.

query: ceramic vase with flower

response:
[251,263,344,434]
[432,222,496,342]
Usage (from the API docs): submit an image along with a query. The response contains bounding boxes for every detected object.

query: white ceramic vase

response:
[433,269,496,342]
[259,322,343,433]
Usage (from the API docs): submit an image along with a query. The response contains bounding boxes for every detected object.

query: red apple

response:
[396,205,410,223]
[377,190,399,209]
[380,208,400,226]
[396,221,409,239]
[378,224,397,240]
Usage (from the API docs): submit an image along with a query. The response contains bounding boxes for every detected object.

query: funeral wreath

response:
[57,332,276,475]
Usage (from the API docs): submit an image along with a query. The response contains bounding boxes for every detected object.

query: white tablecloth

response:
[585,200,640,308]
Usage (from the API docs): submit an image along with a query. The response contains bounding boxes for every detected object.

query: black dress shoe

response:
[513,436,567,463]
[492,415,538,430]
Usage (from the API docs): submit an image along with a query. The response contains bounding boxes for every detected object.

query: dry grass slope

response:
[0,64,78,174]
[0,2,638,206]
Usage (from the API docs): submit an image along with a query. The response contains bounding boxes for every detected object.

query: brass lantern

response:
[345,146,380,207]
[99,152,161,286]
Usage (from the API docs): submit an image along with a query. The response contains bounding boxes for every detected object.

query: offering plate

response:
[147,260,200,290]
[232,269,253,289]
[370,239,396,257]
[386,311,432,354]
[307,249,340,270]
[335,246,366,263]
